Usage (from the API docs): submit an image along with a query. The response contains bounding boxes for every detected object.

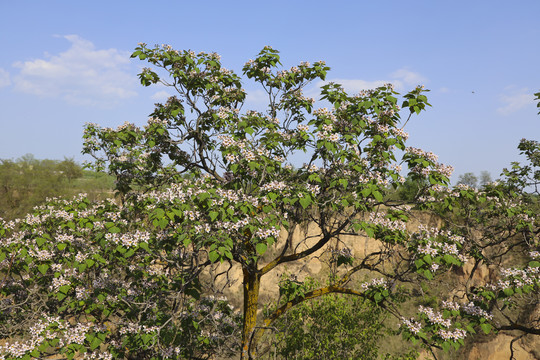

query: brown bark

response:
[241,267,261,360]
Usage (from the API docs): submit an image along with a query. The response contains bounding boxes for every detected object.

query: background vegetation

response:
[0,154,114,220]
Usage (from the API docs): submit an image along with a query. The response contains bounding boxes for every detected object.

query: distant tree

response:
[457,172,478,188]
[479,170,492,187]
[58,157,83,182]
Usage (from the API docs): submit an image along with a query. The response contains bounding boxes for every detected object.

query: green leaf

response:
[373,191,383,202]
[57,243,67,251]
[299,196,311,209]
[124,248,135,258]
[38,264,49,275]
[209,211,219,221]
[208,251,219,263]
[109,226,121,233]
[36,237,46,247]
[442,341,451,352]
[256,243,267,256]
[30,349,40,357]
[480,323,492,334]
[267,192,278,200]
[503,288,514,296]
[443,254,456,264]
[90,335,102,350]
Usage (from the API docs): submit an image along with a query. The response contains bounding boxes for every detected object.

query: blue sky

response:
[0,1,539,183]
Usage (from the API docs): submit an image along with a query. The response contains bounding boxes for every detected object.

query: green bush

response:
[266,292,404,360]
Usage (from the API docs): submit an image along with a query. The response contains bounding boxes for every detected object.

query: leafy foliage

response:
[0,46,538,360]
[269,291,389,359]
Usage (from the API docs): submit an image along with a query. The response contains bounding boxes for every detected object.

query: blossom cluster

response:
[368,212,407,232]
[401,318,422,334]
[489,265,539,290]
[413,225,467,265]
[254,227,280,240]
[441,300,493,320]
[261,181,288,192]
[361,278,388,290]
[0,315,104,359]
[406,147,454,178]
[438,328,467,341]
[104,230,151,248]
[418,305,452,328]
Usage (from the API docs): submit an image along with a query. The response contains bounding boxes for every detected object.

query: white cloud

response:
[12,35,138,107]
[390,68,428,87]
[497,87,535,115]
[309,68,428,99]
[0,68,11,87]
[151,90,172,102]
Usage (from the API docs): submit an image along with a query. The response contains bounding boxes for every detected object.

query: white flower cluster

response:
[361,277,388,290]
[492,266,539,289]
[217,134,237,148]
[261,181,288,192]
[0,315,102,359]
[414,226,467,262]
[76,286,92,300]
[216,218,250,232]
[391,128,409,140]
[368,212,407,232]
[461,302,493,320]
[49,275,71,292]
[83,351,113,360]
[119,323,159,335]
[418,305,452,328]
[29,249,54,261]
[147,116,169,126]
[254,227,280,239]
[441,300,461,312]
[402,318,422,334]
[406,147,438,163]
[438,328,467,341]
[61,323,93,345]
[183,210,201,221]
[195,223,211,233]
[406,147,454,178]
[313,107,337,122]
[305,183,320,195]
[105,230,151,248]
[217,107,233,120]
[317,130,340,142]
[441,300,493,320]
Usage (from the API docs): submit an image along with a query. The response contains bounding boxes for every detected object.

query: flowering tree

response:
[1,45,538,360]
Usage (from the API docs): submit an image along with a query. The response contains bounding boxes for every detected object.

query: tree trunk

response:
[241,267,261,360]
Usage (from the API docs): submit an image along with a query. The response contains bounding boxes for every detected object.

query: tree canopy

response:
[0,45,538,360]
